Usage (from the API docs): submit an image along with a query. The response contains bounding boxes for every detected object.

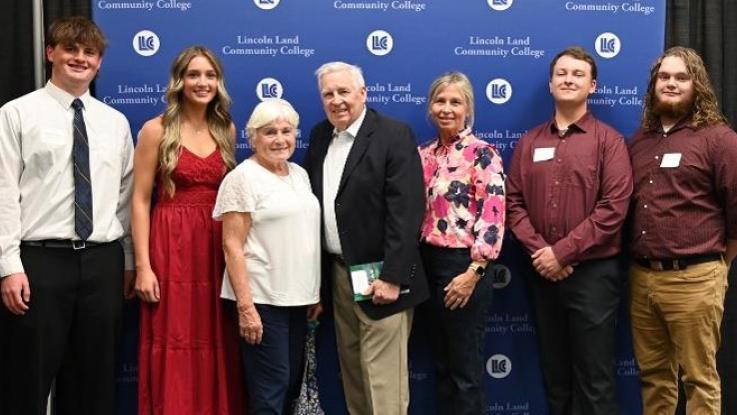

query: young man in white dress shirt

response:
[0,16,135,414]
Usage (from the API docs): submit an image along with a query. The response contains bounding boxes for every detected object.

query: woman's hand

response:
[306,302,323,322]
[237,302,263,345]
[443,269,479,310]
[134,267,160,303]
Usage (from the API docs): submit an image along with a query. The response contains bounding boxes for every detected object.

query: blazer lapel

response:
[338,109,376,194]
[310,123,333,205]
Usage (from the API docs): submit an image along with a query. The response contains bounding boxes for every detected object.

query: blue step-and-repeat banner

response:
[93,1,665,413]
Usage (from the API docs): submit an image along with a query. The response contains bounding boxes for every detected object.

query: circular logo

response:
[253,0,280,10]
[486,354,512,379]
[256,77,283,100]
[487,0,513,11]
[132,30,159,57]
[366,30,394,56]
[595,32,621,59]
[491,267,511,289]
[485,78,512,104]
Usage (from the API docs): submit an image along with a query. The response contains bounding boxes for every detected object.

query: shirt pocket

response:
[27,129,67,173]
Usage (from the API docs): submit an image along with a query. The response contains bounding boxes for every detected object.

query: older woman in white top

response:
[213,98,322,414]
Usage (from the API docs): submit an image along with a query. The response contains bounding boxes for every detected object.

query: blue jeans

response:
[420,244,493,415]
[240,304,307,415]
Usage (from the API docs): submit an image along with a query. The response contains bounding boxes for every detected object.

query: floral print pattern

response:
[418,129,506,262]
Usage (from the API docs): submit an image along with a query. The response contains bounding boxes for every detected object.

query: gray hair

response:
[314,61,366,90]
[245,98,300,146]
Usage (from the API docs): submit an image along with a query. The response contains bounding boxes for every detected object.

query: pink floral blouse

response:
[418,129,506,263]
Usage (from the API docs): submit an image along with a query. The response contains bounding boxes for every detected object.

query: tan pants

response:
[630,259,728,415]
[331,259,413,415]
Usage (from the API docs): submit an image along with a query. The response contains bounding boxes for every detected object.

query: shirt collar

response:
[431,127,472,154]
[548,110,593,136]
[45,80,92,111]
[333,106,367,139]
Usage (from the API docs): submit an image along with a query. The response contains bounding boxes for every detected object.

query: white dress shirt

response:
[0,81,135,276]
[322,107,367,255]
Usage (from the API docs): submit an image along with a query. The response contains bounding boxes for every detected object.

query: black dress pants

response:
[0,242,124,415]
[420,244,493,415]
[526,256,623,415]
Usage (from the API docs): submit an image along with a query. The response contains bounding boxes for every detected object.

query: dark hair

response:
[642,46,727,130]
[549,46,597,80]
[46,16,107,55]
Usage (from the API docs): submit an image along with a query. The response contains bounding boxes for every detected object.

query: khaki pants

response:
[630,259,728,415]
[331,259,413,415]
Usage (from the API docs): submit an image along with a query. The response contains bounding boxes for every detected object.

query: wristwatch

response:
[470,264,486,278]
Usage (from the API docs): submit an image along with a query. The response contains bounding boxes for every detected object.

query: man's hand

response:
[1,273,31,315]
[123,270,136,299]
[366,279,400,305]
[532,247,572,281]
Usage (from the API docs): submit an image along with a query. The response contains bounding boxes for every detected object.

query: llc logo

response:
[253,0,280,10]
[486,354,512,379]
[366,30,394,56]
[485,78,512,105]
[256,78,283,101]
[487,0,513,11]
[595,32,621,59]
[491,265,511,289]
[132,30,159,57]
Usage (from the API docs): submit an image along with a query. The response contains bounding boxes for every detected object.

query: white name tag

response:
[660,153,682,168]
[533,147,555,162]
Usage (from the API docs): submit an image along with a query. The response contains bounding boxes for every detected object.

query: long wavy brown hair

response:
[642,46,727,130]
[159,46,235,197]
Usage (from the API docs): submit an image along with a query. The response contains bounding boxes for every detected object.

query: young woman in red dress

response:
[131,45,245,415]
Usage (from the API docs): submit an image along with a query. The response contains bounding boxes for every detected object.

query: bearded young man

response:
[628,46,737,415]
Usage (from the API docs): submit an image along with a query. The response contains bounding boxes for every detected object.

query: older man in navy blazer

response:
[304,61,428,415]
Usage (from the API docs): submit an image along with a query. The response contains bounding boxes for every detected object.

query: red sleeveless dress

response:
[138,147,244,415]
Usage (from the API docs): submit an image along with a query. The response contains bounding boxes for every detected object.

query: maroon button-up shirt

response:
[628,122,737,259]
[506,112,633,266]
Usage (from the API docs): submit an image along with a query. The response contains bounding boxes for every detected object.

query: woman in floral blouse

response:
[417,72,506,415]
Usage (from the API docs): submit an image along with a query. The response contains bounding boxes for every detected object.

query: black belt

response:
[635,253,722,271]
[21,240,109,250]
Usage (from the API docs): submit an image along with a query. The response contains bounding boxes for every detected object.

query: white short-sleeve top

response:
[213,158,321,306]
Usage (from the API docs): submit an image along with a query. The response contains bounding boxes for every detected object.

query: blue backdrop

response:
[93,1,665,413]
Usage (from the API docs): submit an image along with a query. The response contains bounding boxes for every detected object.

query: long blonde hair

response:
[159,45,235,197]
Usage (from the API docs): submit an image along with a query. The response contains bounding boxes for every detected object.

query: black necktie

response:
[71,98,93,240]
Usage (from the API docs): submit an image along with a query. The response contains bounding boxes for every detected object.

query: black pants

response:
[240,304,307,415]
[526,256,623,415]
[420,244,493,415]
[0,242,124,415]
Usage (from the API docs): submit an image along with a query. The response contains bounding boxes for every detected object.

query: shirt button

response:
[561,139,566,143]
[554,180,560,185]
[649,180,653,184]
[655,155,659,160]
[644,204,648,208]
[641,230,647,235]
[556,158,562,163]
[552,203,557,208]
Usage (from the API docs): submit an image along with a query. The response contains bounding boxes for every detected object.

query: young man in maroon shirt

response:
[506,46,632,415]
[628,46,737,415]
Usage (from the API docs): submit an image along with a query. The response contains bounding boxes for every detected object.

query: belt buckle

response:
[649,260,664,271]
[672,260,681,270]
[72,240,86,250]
